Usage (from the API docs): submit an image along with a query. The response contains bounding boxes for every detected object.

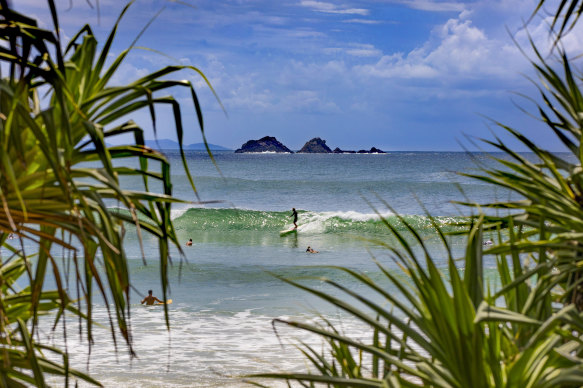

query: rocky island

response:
[298,137,332,153]
[358,147,385,154]
[333,147,385,154]
[333,147,356,154]
[235,136,385,153]
[235,136,293,153]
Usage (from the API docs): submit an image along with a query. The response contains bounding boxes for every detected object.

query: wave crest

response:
[172,208,465,235]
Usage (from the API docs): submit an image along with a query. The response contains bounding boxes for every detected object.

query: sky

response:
[13,0,583,151]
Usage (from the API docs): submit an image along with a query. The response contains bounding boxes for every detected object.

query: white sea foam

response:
[294,210,394,234]
[43,305,373,387]
[170,206,191,220]
[320,210,393,221]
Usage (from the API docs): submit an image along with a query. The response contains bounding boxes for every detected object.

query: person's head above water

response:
[148,290,153,295]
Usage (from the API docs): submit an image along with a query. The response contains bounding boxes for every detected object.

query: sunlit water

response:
[30,151,560,386]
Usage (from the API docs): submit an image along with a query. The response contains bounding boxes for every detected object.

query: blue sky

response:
[15,0,583,150]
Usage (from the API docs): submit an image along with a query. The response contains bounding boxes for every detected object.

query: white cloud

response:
[202,58,344,114]
[14,0,125,33]
[350,101,371,111]
[284,28,327,38]
[279,90,340,113]
[425,19,493,73]
[355,16,524,80]
[514,14,583,57]
[324,43,382,57]
[342,19,385,24]
[108,62,151,86]
[223,77,275,111]
[323,47,343,54]
[346,43,382,57]
[279,60,350,86]
[357,53,439,78]
[346,49,381,56]
[224,84,340,114]
[392,0,465,12]
[300,1,369,15]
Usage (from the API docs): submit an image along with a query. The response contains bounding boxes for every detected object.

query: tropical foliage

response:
[535,0,582,39]
[252,1,583,387]
[0,0,211,386]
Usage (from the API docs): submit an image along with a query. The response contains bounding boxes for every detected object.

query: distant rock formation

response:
[357,147,385,154]
[333,147,356,154]
[235,136,293,153]
[298,137,332,153]
[234,136,385,154]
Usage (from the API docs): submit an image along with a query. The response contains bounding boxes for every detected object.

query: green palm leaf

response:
[0,0,216,384]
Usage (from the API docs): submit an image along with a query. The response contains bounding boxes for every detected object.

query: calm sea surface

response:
[42,151,547,386]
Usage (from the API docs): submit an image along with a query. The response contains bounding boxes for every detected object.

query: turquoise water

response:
[46,151,531,386]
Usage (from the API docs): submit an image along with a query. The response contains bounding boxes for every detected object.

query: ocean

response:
[45,151,525,387]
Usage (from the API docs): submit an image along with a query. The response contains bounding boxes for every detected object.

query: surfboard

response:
[279,227,297,236]
[156,299,173,305]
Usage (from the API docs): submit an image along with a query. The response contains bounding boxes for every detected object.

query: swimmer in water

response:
[141,290,164,305]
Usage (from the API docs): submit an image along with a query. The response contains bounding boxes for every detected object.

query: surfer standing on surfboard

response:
[290,208,298,229]
[141,290,164,305]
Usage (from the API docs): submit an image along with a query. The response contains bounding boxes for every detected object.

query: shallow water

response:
[36,151,556,386]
